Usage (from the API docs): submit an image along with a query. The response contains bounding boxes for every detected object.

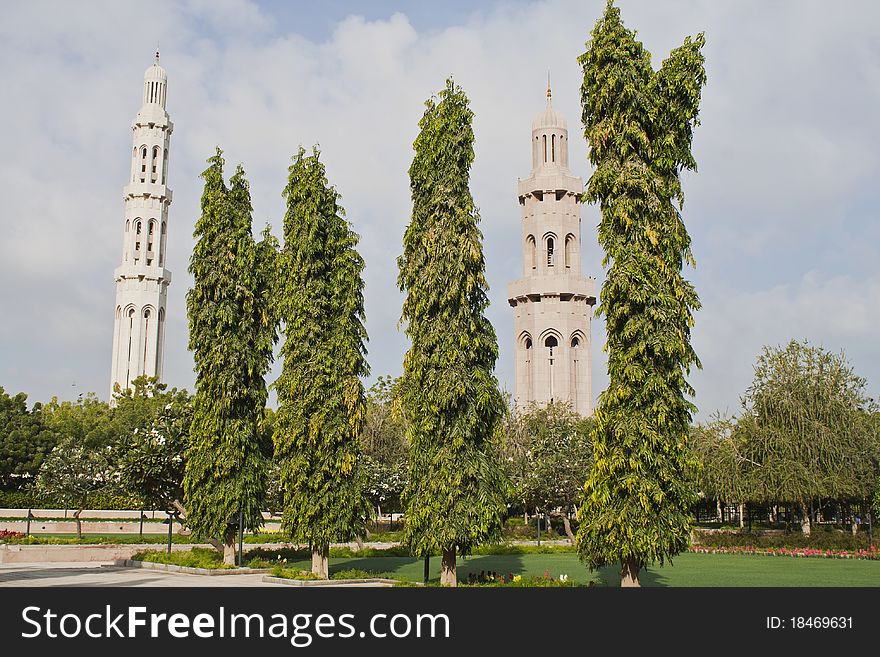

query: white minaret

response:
[507,83,596,415]
[110,51,173,397]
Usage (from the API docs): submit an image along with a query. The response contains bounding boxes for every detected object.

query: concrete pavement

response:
[0,562,283,587]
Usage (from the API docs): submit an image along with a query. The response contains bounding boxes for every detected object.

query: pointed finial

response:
[155,41,160,64]
[547,69,552,101]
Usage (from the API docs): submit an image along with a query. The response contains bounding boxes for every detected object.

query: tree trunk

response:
[561,515,576,544]
[716,500,722,523]
[205,537,226,556]
[355,535,365,550]
[799,500,811,537]
[312,545,329,579]
[440,547,457,587]
[738,503,744,528]
[223,534,236,566]
[73,494,87,539]
[620,557,640,587]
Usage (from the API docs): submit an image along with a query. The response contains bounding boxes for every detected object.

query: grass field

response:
[267,552,880,586]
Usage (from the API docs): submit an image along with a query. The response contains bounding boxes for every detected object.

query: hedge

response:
[0,490,142,510]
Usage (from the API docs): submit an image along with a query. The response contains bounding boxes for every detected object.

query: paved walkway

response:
[0,562,284,587]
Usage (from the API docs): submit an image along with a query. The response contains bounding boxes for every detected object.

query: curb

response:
[261,575,400,587]
[114,559,272,576]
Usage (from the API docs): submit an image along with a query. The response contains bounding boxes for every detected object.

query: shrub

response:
[0,490,142,510]
[132,547,230,569]
[694,528,874,551]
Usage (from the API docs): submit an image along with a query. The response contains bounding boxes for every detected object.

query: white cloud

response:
[1,0,879,422]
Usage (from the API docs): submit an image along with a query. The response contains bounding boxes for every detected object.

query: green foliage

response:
[690,415,753,504]
[694,528,875,552]
[5,533,194,545]
[505,401,593,514]
[42,393,115,451]
[184,150,275,541]
[133,547,231,569]
[270,566,323,580]
[274,146,371,549]
[35,439,113,510]
[0,490,139,510]
[397,78,509,559]
[737,341,878,505]
[359,377,409,513]
[576,2,706,572]
[116,386,192,514]
[0,387,57,490]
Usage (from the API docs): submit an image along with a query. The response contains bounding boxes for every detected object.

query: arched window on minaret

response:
[523,334,533,403]
[134,219,142,263]
[526,235,536,270]
[570,335,581,407]
[546,236,555,267]
[551,134,556,162]
[125,307,136,388]
[142,308,152,376]
[545,335,558,401]
[542,135,547,163]
[156,308,165,376]
[140,146,148,182]
[147,220,156,266]
[124,220,130,261]
[159,222,167,266]
[565,234,575,269]
[162,148,169,184]
[151,146,160,183]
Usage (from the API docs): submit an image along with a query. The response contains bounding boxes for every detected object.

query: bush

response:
[694,527,874,551]
[0,490,142,510]
[270,566,322,580]
[132,547,229,569]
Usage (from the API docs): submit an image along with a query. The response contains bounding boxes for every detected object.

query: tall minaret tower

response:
[507,83,596,415]
[110,51,173,397]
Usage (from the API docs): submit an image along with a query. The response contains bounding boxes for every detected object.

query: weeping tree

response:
[738,340,878,536]
[398,78,509,587]
[576,2,706,587]
[274,146,371,579]
[690,415,756,526]
[184,150,276,565]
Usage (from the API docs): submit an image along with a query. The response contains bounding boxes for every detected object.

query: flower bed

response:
[0,529,25,542]
[689,545,878,560]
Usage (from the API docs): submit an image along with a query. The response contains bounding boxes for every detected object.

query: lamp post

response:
[162,515,173,555]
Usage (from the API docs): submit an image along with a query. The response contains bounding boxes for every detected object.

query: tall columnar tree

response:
[274,146,371,579]
[398,78,509,587]
[184,150,276,565]
[576,2,706,586]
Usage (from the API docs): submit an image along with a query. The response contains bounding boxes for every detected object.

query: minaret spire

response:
[110,55,174,399]
[547,69,552,102]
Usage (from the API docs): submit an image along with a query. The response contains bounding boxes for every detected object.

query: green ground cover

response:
[130,547,880,586]
[1,533,195,545]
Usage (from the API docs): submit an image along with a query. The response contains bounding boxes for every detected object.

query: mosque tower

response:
[110,51,173,397]
[507,82,596,415]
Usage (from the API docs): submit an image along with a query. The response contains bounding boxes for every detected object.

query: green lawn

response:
[271,552,880,586]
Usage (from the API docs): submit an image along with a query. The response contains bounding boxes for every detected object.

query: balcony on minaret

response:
[124,182,173,202]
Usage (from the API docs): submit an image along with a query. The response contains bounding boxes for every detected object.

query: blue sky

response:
[1,0,878,420]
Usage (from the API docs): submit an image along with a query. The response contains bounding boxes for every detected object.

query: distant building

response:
[110,51,173,397]
[508,84,596,415]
